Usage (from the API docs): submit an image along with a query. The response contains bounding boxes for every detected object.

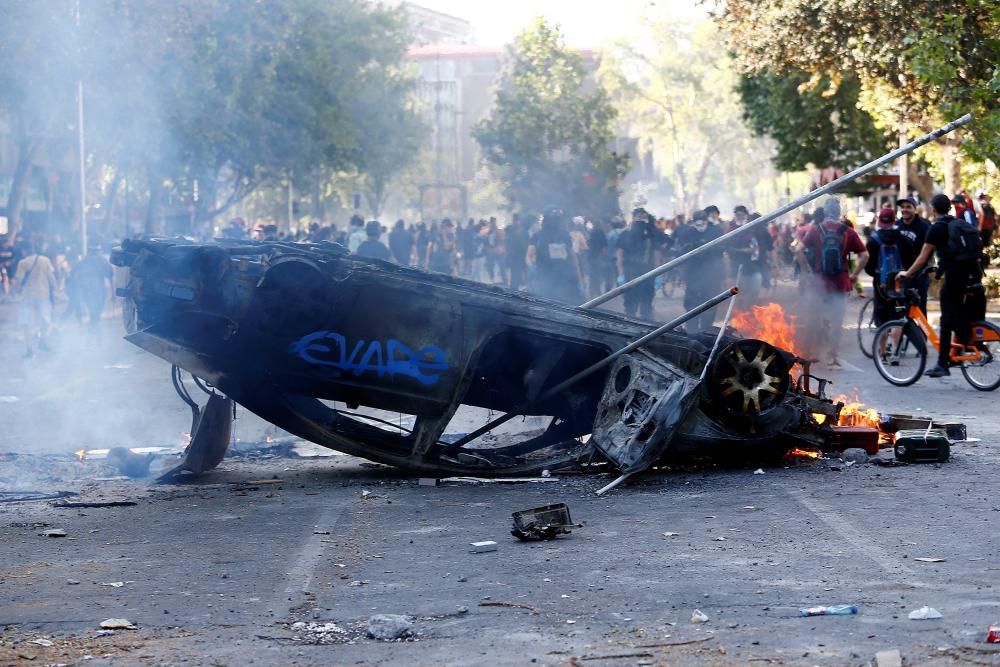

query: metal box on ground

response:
[511,503,576,541]
[894,429,950,463]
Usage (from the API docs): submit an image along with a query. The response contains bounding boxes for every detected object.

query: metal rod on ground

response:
[700,266,742,383]
[595,472,632,496]
[444,286,739,452]
[580,113,973,310]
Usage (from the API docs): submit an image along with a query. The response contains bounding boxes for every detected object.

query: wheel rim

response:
[874,323,923,384]
[857,298,877,358]
[961,339,1000,389]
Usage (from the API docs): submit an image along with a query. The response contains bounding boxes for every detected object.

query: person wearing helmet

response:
[526,207,582,303]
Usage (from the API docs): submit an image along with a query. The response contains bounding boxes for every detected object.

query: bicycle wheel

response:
[856,297,877,359]
[960,321,1000,391]
[872,319,927,386]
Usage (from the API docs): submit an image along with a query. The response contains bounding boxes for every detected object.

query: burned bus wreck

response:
[111,238,848,479]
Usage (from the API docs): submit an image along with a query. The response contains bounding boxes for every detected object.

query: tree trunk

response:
[942,140,962,195]
[6,138,40,236]
[145,173,164,237]
[102,169,123,239]
[907,163,935,206]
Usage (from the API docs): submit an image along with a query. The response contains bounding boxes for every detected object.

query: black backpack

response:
[818,223,847,277]
[946,214,983,264]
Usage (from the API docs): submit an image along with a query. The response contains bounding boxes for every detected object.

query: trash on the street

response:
[99,618,137,630]
[29,639,53,647]
[753,468,765,475]
[799,605,859,617]
[366,614,412,640]
[101,581,126,587]
[663,532,679,537]
[39,528,66,537]
[908,606,943,620]
[470,540,498,553]
[986,625,1000,643]
[511,503,577,541]
[691,609,710,623]
[894,430,950,463]
[913,557,945,563]
[875,649,903,667]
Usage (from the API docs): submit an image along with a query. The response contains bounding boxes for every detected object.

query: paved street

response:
[2,292,1000,666]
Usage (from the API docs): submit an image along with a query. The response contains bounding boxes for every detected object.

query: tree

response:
[601,18,786,213]
[716,0,1000,191]
[474,18,627,216]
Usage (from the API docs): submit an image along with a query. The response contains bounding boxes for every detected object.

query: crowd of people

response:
[3,189,995,373]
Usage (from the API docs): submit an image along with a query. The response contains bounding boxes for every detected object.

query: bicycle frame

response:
[905,304,997,363]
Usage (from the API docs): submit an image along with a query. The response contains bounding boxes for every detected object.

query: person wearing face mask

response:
[674,208,724,333]
[725,204,766,304]
[616,207,670,320]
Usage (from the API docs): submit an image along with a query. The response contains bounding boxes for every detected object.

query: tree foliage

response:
[0,0,424,235]
[474,18,627,216]
[717,0,1000,188]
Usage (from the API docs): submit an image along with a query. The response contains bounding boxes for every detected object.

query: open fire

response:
[73,449,86,461]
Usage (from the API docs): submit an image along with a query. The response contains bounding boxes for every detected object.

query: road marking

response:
[787,489,915,577]
[283,506,345,596]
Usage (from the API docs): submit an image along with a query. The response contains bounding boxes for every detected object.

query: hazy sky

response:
[410,0,708,47]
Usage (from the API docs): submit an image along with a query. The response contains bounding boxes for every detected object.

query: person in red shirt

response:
[794,197,869,369]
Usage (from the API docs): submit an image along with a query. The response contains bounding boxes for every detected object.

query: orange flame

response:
[731,303,801,357]
[73,449,86,461]
[787,447,821,459]
[834,393,881,429]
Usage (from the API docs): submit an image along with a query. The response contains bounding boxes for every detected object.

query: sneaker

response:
[924,365,950,378]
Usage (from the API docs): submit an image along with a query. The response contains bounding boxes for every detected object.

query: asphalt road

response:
[2,290,1000,666]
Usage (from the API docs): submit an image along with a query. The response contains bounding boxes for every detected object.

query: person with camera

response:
[897,193,986,378]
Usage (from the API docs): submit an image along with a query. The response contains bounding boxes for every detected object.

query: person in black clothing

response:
[616,207,669,320]
[674,209,723,333]
[355,221,393,262]
[504,214,529,291]
[894,195,932,313]
[864,207,916,326]
[587,219,612,298]
[527,207,582,304]
[388,219,413,264]
[724,204,767,304]
[978,192,996,246]
[898,193,986,378]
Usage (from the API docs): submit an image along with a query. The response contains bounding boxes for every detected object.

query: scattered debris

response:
[875,649,903,667]
[28,639,53,647]
[470,540,498,553]
[101,582,126,588]
[106,447,155,478]
[440,477,559,484]
[663,532,679,537]
[691,609,710,623]
[908,606,943,620]
[894,430,950,463]
[99,619,136,630]
[913,557,946,563]
[312,530,331,535]
[986,626,1000,643]
[753,469,765,475]
[799,605,858,617]
[511,503,577,541]
[366,614,412,640]
[841,448,869,464]
[479,601,540,614]
[580,652,654,662]
[247,479,283,485]
[291,621,347,636]
[39,528,67,537]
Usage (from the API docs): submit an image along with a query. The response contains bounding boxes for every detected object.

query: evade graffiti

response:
[290,331,449,386]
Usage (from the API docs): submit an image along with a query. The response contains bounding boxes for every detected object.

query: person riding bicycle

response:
[897,193,986,378]
[865,207,915,326]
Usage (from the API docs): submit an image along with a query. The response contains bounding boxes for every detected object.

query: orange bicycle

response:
[872,270,1000,390]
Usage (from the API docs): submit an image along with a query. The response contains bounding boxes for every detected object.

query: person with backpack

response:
[978,192,996,246]
[795,197,869,369]
[897,193,986,378]
[864,207,916,326]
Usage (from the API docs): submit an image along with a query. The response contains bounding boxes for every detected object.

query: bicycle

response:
[871,269,1000,390]
[856,296,877,358]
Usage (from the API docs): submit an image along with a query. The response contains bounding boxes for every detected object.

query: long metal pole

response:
[581,113,973,310]
[444,286,739,452]
[75,0,87,255]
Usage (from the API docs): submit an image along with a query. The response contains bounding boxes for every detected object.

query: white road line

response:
[787,488,915,577]
[283,506,344,596]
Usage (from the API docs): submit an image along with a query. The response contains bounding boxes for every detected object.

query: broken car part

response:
[511,503,576,541]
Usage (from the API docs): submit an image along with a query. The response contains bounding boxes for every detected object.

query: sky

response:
[408,0,709,47]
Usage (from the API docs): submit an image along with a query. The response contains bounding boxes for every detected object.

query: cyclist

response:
[897,193,986,378]
[895,196,932,313]
[865,207,915,326]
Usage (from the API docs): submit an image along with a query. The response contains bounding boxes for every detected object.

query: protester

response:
[864,207,915,326]
[616,207,668,320]
[587,218,612,298]
[674,209,724,332]
[526,207,582,304]
[75,246,114,336]
[12,240,57,358]
[898,193,986,378]
[504,214,529,290]
[427,219,458,275]
[894,196,932,313]
[725,204,768,304]
[484,217,503,283]
[978,192,996,247]
[795,197,869,369]
[355,221,393,261]
[389,219,414,265]
[347,215,366,253]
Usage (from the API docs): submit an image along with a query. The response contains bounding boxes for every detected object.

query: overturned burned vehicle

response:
[111,238,850,478]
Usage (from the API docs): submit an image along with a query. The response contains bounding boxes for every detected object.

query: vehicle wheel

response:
[856,297,877,359]
[960,321,1000,391]
[872,320,926,386]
